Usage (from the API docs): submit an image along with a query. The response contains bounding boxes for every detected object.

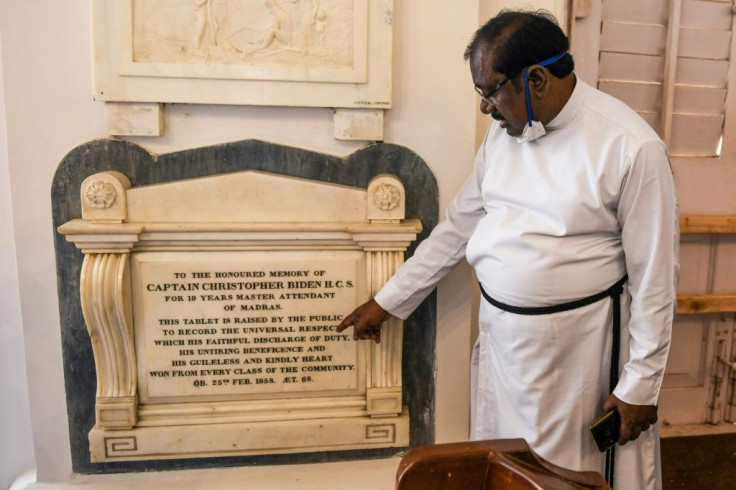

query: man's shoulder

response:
[581,82,663,147]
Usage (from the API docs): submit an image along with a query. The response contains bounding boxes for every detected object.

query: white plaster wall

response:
[0,22,35,490]
[0,1,566,487]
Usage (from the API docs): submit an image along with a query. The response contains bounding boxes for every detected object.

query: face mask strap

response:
[524,68,533,127]
[522,52,568,127]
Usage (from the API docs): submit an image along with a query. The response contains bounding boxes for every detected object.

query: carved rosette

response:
[80,171,131,223]
[85,181,117,209]
[80,252,138,429]
[372,183,400,211]
[367,175,405,222]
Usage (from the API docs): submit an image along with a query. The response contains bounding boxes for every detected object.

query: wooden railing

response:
[680,215,736,234]
[677,215,736,315]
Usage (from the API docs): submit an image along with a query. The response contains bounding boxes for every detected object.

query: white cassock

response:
[375,79,679,490]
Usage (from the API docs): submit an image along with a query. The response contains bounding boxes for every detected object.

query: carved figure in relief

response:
[314,9,327,48]
[258,0,294,50]
[193,0,219,50]
[253,0,321,56]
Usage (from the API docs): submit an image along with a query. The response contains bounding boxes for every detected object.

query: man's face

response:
[470,47,528,137]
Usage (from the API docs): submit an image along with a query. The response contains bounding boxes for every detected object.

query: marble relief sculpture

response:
[92,1,388,108]
[132,0,353,69]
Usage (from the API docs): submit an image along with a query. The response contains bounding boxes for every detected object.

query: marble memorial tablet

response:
[59,169,420,462]
[134,252,364,400]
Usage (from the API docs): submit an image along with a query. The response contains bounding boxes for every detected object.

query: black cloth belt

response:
[478,275,628,316]
[479,274,628,488]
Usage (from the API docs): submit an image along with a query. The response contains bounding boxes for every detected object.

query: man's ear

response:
[527,65,550,98]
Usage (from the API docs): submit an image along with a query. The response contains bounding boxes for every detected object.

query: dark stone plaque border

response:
[52,139,438,474]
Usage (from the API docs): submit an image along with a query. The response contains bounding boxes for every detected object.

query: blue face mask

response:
[517,51,567,144]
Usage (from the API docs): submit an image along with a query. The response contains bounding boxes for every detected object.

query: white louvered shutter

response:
[597,0,733,158]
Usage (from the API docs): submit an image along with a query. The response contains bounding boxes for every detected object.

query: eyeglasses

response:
[474,75,513,104]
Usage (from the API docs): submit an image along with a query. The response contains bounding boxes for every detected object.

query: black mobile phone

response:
[589,408,621,452]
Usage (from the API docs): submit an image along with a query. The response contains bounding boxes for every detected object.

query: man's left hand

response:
[603,394,658,446]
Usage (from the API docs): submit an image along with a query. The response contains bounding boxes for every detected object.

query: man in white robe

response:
[337,10,678,490]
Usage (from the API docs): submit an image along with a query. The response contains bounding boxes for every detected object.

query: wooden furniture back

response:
[395,439,610,490]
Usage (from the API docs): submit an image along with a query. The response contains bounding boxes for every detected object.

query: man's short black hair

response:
[464,9,574,79]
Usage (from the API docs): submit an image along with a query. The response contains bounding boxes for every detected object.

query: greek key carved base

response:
[89,412,408,462]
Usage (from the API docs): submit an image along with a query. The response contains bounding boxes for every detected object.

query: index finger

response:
[335,313,354,333]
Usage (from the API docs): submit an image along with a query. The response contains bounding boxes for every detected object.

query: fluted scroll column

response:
[365,250,405,417]
[80,252,138,429]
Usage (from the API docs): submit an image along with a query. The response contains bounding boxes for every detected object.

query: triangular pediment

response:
[126,171,367,223]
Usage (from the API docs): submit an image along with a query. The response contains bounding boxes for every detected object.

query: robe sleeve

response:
[373,134,490,320]
[614,139,680,406]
